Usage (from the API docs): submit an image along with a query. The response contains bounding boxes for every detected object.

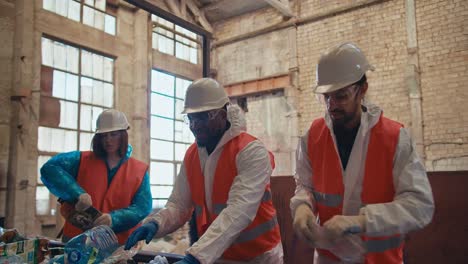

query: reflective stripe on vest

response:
[63,151,147,245]
[185,133,281,261]
[308,115,404,263]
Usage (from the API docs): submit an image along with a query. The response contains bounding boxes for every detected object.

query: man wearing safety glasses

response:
[291,43,434,264]
[125,78,283,264]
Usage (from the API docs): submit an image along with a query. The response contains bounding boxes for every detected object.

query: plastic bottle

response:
[65,225,119,264]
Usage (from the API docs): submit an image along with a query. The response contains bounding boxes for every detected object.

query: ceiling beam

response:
[164,0,182,17]
[180,0,187,19]
[264,0,294,17]
[186,0,213,33]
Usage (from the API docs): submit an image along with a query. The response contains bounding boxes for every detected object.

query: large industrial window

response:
[37,37,114,220]
[151,15,200,64]
[42,0,116,35]
[150,70,194,209]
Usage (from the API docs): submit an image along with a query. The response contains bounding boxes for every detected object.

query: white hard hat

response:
[314,42,375,94]
[95,109,130,134]
[181,78,229,114]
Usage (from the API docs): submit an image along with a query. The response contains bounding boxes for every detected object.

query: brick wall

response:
[416,0,468,171]
[213,0,468,172]
[297,0,409,134]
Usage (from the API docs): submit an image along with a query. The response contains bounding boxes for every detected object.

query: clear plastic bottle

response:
[65,225,119,264]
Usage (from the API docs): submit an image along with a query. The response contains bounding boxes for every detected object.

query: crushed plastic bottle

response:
[65,225,119,264]
[313,226,366,263]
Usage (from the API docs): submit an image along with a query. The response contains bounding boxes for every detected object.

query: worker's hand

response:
[323,215,366,240]
[174,254,200,264]
[293,203,320,247]
[124,221,159,250]
[75,193,92,211]
[93,213,112,227]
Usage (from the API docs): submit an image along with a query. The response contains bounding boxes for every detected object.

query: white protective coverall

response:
[290,102,434,264]
[144,105,284,264]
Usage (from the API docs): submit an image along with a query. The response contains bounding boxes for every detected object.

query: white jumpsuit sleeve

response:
[187,140,273,264]
[143,164,194,237]
[360,128,435,236]
[290,131,316,215]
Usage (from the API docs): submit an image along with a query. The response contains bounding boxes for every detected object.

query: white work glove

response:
[293,204,321,247]
[323,215,366,241]
[93,213,112,227]
[75,193,92,211]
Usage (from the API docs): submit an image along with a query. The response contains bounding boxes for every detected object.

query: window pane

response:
[38,127,77,152]
[153,199,167,209]
[150,139,173,160]
[81,77,93,103]
[151,93,174,118]
[176,42,190,61]
[103,57,113,82]
[42,38,53,67]
[174,143,188,161]
[159,36,174,55]
[65,73,79,101]
[37,155,51,183]
[83,6,95,27]
[175,78,190,99]
[59,100,78,129]
[175,99,184,121]
[103,83,114,107]
[55,0,68,17]
[80,104,93,131]
[91,106,104,131]
[36,186,50,215]
[52,70,66,99]
[92,53,104,80]
[53,41,67,70]
[81,50,93,77]
[151,116,173,141]
[68,0,80,22]
[85,0,94,6]
[151,186,173,200]
[94,10,105,31]
[104,15,116,35]
[152,71,174,95]
[92,80,104,105]
[66,45,79,73]
[80,132,94,151]
[175,121,194,143]
[95,0,106,11]
[190,47,198,64]
[150,162,174,185]
[43,0,56,12]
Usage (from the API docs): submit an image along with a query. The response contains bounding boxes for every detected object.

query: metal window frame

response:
[125,0,211,77]
[37,37,115,217]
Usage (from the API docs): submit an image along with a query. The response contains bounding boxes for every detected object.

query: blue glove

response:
[174,254,200,264]
[124,221,159,250]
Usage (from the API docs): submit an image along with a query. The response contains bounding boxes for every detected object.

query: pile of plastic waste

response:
[49,226,136,264]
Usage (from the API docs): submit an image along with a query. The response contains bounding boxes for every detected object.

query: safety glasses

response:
[183,109,226,125]
[318,84,360,106]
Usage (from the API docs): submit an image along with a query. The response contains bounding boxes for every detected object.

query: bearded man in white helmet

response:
[40,109,152,244]
[290,43,434,264]
[125,78,284,264]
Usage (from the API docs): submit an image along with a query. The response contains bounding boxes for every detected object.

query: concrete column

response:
[6,0,40,233]
[405,0,425,159]
[131,10,150,162]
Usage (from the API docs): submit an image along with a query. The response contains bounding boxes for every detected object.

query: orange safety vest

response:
[63,151,148,245]
[185,133,281,261]
[308,115,404,264]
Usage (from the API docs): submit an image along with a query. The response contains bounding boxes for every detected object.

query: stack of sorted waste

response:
[0,227,50,264]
